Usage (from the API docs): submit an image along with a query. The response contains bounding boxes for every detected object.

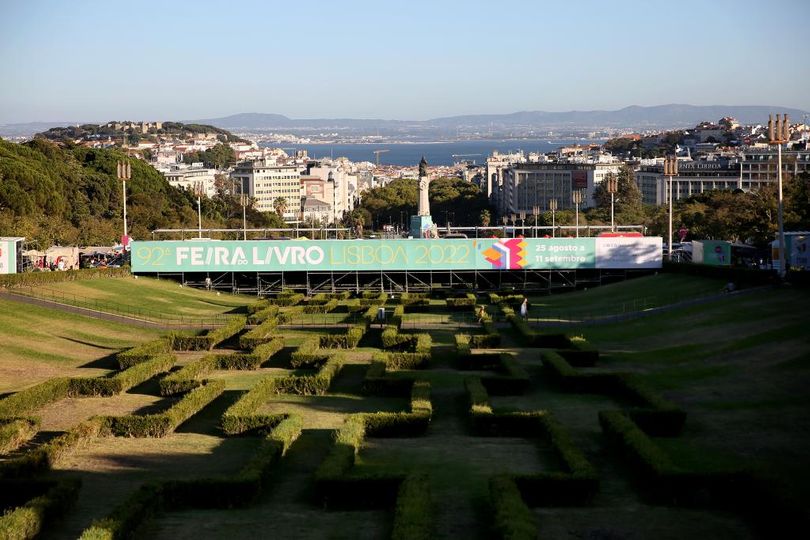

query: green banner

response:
[131,237,660,273]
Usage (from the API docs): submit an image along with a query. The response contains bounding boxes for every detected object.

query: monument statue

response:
[417,156,430,216]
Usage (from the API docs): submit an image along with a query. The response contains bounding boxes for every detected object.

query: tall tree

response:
[273,197,287,218]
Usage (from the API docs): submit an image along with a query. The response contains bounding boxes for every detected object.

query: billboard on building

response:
[571,170,588,189]
[131,237,662,273]
[0,237,22,274]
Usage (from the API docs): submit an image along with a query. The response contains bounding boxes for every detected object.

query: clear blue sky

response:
[1,0,808,123]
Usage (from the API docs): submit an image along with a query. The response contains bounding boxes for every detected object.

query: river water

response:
[259,139,603,166]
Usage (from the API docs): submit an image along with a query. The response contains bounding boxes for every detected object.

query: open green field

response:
[0,296,161,393]
[12,276,252,322]
[1,273,807,539]
[526,273,728,321]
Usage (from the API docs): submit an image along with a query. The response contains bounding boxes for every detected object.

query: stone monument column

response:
[418,156,430,216]
[410,156,435,237]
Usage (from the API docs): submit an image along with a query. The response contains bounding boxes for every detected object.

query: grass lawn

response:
[0,296,161,393]
[18,276,253,322]
[527,273,728,321]
[4,274,808,539]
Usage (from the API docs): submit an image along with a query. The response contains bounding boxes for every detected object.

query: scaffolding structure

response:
[140,267,647,297]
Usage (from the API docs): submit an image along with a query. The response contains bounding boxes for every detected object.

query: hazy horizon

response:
[2,0,809,124]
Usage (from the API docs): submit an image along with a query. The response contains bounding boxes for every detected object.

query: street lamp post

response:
[116,160,131,244]
[240,193,248,241]
[663,155,678,259]
[502,215,508,237]
[769,113,790,279]
[532,205,539,238]
[572,190,582,238]
[519,210,526,237]
[511,214,517,238]
[606,175,618,232]
[195,183,203,238]
[549,199,557,237]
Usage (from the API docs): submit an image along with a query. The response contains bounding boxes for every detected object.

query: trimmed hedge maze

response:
[0,288,794,538]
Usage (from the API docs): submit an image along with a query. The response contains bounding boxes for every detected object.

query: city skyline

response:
[1,0,809,124]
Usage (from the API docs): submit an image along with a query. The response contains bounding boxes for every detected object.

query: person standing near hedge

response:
[520,298,528,321]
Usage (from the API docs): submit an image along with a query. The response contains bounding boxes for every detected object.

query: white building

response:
[162,163,218,197]
[635,158,742,205]
[230,158,305,220]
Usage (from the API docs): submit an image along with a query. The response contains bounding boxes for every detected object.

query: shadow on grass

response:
[175,390,246,436]
[78,352,120,370]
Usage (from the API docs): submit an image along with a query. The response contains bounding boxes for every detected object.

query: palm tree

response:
[273,197,287,218]
[480,209,491,227]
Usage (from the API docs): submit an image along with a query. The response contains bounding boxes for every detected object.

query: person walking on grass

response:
[477,305,486,324]
[520,297,529,321]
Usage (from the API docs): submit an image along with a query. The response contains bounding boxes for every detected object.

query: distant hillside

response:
[195,104,809,131]
[34,121,248,144]
[0,139,272,248]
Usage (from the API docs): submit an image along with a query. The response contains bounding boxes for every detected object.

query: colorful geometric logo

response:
[482,238,528,269]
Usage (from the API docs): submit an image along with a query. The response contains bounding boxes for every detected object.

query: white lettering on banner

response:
[307,246,324,265]
[190,247,204,265]
[176,247,190,265]
[232,247,247,265]
[214,247,229,265]
[291,247,305,264]
[272,246,289,264]
[171,244,327,269]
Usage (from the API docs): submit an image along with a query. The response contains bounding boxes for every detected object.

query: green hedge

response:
[470,333,501,348]
[162,414,303,510]
[362,381,432,437]
[159,355,218,396]
[239,317,279,348]
[599,410,678,478]
[303,299,338,314]
[481,354,531,395]
[268,293,304,306]
[79,483,163,540]
[391,474,432,540]
[0,418,40,455]
[246,304,279,325]
[70,354,175,397]
[0,417,108,479]
[0,378,72,419]
[246,299,271,314]
[0,267,130,289]
[455,334,471,358]
[556,336,599,367]
[170,316,246,351]
[503,306,574,348]
[222,356,343,434]
[116,338,173,369]
[290,336,329,367]
[446,293,476,310]
[542,352,686,435]
[0,479,82,540]
[107,381,225,437]
[489,476,537,540]
[372,351,430,370]
[216,338,284,371]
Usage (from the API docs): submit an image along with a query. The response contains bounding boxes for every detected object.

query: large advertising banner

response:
[131,237,661,273]
[594,237,662,269]
[0,239,17,274]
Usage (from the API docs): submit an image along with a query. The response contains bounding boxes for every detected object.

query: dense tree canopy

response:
[181,143,236,169]
[0,139,275,248]
[356,177,492,229]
